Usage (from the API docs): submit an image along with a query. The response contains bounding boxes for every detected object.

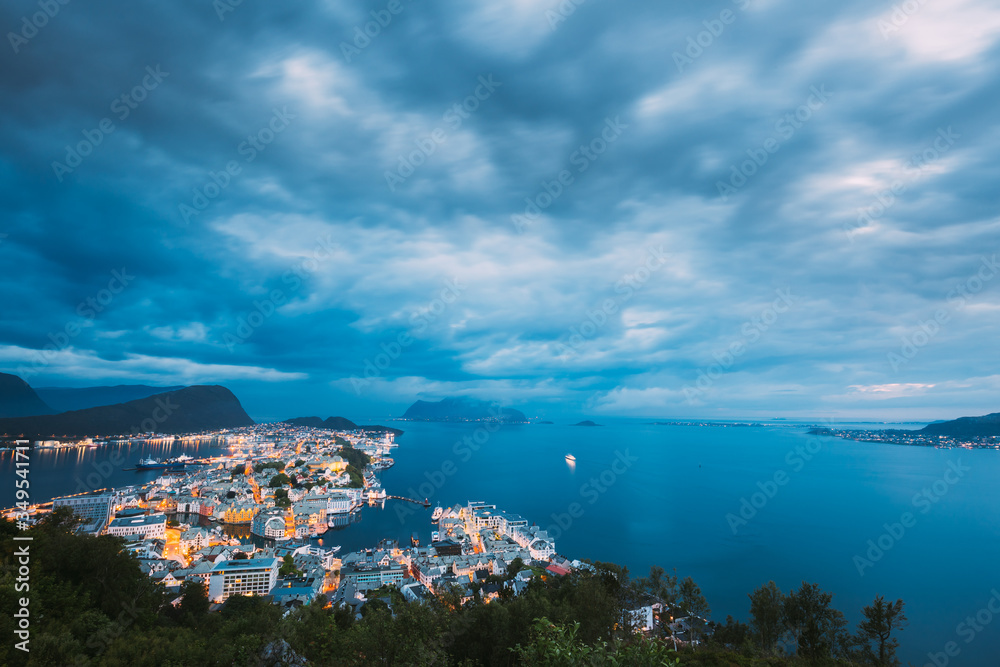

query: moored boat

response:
[135,457,188,470]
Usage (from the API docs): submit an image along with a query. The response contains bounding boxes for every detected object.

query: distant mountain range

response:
[284,416,402,436]
[35,384,185,413]
[921,411,1000,437]
[402,397,527,423]
[0,373,52,418]
[0,385,254,438]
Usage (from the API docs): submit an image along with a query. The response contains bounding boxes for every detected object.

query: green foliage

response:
[346,464,365,488]
[710,615,752,652]
[268,472,291,488]
[178,580,210,621]
[783,582,848,661]
[279,554,303,577]
[0,514,900,667]
[0,509,166,667]
[253,461,285,474]
[855,596,907,667]
[749,580,786,652]
[513,618,679,666]
[678,577,709,616]
[339,444,372,470]
[635,565,679,605]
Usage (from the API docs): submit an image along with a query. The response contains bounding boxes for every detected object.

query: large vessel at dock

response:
[135,454,193,471]
[372,457,394,471]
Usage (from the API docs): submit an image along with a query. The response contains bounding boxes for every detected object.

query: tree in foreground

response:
[856,595,907,667]
[783,582,848,661]
[513,618,679,666]
[748,580,786,653]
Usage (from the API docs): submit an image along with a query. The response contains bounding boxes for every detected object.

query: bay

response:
[4,419,998,665]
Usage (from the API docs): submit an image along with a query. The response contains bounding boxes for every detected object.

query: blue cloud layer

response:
[1,0,999,421]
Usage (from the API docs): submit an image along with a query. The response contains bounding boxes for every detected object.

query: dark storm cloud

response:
[1,0,999,421]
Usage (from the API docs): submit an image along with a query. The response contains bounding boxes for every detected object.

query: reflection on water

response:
[327,511,363,531]
[0,438,229,508]
[223,523,252,541]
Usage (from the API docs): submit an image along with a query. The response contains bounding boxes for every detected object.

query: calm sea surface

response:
[4,420,998,665]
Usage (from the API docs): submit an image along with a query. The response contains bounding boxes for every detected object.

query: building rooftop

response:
[108,513,166,527]
[211,557,278,571]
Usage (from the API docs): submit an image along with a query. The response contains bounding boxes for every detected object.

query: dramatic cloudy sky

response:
[1,0,998,421]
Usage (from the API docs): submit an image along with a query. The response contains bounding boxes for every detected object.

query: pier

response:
[387,495,431,507]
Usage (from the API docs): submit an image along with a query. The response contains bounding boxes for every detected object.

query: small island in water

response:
[401,397,528,423]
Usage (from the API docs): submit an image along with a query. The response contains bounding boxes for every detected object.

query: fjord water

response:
[6,421,998,664]
[355,420,1000,666]
[1,438,228,510]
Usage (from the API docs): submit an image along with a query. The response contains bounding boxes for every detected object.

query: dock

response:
[387,495,431,507]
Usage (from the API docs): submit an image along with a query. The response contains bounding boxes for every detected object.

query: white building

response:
[175,496,202,514]
[528,537,555,560]
[401,581,434,603]
[340,563,406,591]
[105,513,167,539]
[175,559,215,587]
[327,492,354,514]
[207,557,279,602]
[179,527,211,553]
[52,493,113,534]
[626,600,663,632]
[251,508,288,540]
[419,564,448,590]
[510,525,556,559]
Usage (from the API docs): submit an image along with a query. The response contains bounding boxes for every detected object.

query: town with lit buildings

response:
[811,427,1000,450]
[5,423,659,627]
